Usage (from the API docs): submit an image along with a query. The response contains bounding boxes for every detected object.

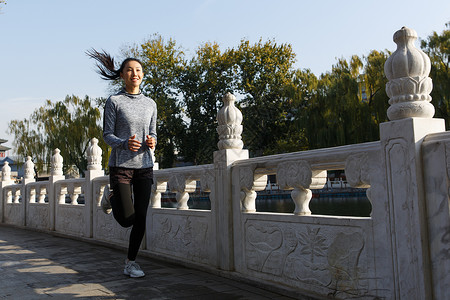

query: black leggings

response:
[109,168,153,261]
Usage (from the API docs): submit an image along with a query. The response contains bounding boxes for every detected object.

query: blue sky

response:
[0,0,449,151]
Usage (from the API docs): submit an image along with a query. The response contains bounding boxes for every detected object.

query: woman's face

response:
[120,60,143,92]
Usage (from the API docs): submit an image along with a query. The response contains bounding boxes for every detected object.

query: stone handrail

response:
[55,178,85,205]
[151,164,214,209]
[26,181,49,204]
[231,141,380,215]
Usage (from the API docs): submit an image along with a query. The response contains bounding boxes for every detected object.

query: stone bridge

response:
[1,27,449,299]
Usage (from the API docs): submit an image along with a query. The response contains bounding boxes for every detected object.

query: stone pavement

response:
[0,225,300,300]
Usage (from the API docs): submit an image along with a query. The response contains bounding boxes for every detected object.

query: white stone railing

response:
[1,27,449,300]
[150,164,214,210]
[25,181,50,229]
[232,141,380,215]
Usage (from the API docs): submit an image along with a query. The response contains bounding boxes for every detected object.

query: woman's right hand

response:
[128,134,141,152]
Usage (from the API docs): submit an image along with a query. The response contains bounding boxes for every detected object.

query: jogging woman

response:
[87,49,157,278]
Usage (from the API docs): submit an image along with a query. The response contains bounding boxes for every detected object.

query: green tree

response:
[302,56,367,149]
[7,118,47,174]
[8,95,106,176]
[178,42,236,164]
[362,50,390,128]
[234,38,297,156]
[283,68,319,152]
[421,22,450,129]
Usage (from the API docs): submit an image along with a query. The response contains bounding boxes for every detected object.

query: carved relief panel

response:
[151,213,210,264]
[243,219,375,298]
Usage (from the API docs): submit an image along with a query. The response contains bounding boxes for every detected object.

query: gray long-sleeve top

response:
[103,90,157,168]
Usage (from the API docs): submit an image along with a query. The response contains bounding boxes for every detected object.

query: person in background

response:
[87,49,157,278]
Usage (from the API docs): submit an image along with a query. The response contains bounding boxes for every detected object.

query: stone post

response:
[85,138,104,237]
[87,138,103,171]
[1,161,13,183]
[22,156,36,226]
[0,161,14,223]
[49,148,65,230]
[380,27,445,299]
[214,92,248,270]
[24,156,35,181]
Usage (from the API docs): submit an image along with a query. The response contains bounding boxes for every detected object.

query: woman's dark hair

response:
[86,48,143,81]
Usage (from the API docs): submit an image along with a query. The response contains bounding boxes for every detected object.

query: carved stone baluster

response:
[240,167,267,213]
[21,156,36,206]
[71,193,79,205]
[200,167,215,204]
[150,179,167,208]
[1,161,14,210]
[51,148,63,176]
[65,184,79,205]
[59,186,67,204]
[87,138,102,170]
[24,156,35,180]
[29,187,36,203]
[217,92,244,150]
[38,187,47,203]
[384,26,434,120]
[13,189,20,203]
[6,190,12,203]
[345,153,372,207]
[96,185,103,206]
[70,185,81,205]
[168,174,196,210]
[98,185,108,207]
[2,161,12,183]
[277,161,326,216]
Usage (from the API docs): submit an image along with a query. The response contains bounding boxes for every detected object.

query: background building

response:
[0,139,24,181]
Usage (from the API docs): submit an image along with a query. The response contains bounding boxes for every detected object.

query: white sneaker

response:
[124,260,145,278]
[101,185,112,214]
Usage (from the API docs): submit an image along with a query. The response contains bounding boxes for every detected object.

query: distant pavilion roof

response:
[0,138,11,151]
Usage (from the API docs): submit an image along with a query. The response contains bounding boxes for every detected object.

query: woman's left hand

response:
[146,135,156,149]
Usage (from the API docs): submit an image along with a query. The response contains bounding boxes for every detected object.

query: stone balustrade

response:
[1,27,449,299]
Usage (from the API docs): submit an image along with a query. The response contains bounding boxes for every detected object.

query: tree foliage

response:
[106,23,449,166]
[10,22,450,171]
[178,42,236,164]
[8,95,107,176]
[299,51,390,150]
[234,39,298,156]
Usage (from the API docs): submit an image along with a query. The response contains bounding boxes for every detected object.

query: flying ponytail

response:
[86,48,143,81]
